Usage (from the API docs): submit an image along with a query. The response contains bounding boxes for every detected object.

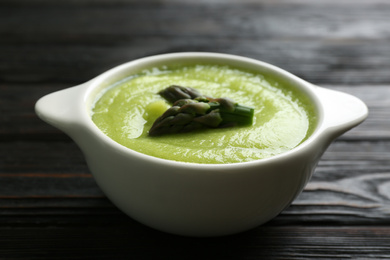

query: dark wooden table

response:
[1,0,390,258]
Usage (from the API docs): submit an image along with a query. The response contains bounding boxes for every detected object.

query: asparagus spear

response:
[148,85,254,136]
[158,85,203,103]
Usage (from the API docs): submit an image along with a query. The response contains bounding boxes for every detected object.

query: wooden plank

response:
[1,1,390,40]
[1,39,389,85]
[0,1,390,84]
[0,141,88,175]
[0,83,69,140]
[281,140,390,224]
[2,0,390,4]
[0,0,388,257]
[0,226,388,259]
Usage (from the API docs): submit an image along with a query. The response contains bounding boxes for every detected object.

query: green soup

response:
[92,64,317,164]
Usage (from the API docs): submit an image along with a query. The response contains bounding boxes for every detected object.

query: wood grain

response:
[0,226,389,259]
[1,1,390,84]
[1,39,389,85]
[1,0,390,258]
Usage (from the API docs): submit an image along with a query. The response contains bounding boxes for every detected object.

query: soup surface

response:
[92,64,317,164]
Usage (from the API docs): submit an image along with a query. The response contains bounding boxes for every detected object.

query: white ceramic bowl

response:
[35,52,368,237]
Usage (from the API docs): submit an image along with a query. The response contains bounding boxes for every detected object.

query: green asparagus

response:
[158,85,203,103]
[148,85,254,136]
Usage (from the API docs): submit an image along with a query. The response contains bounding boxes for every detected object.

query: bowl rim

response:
[82,52,324,169]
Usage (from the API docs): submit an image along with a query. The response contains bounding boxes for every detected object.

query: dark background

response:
[1,0,390,258]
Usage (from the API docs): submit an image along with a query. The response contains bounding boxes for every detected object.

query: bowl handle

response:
[315,86,368,137]
[35,83,89,136]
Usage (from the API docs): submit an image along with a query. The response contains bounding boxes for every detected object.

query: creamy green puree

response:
[92,64,316,164]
